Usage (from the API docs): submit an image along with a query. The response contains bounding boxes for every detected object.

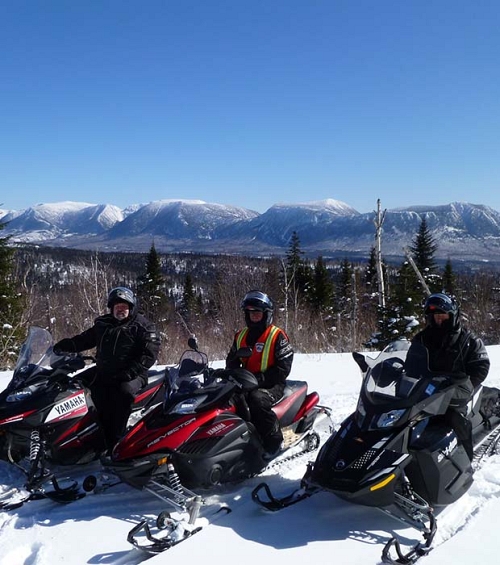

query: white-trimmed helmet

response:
[107,287,136,313]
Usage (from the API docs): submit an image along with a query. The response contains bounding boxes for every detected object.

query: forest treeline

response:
[2,217,500,369]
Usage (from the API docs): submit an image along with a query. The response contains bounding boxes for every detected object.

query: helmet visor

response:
[425,294,455,314]
[108,287,135,307]
[241,290,272,311]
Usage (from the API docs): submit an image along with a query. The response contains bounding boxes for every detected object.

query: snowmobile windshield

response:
[379,338,411,354]
[10,327,54,388]
[165,349,209,401]
[364,342,431,405]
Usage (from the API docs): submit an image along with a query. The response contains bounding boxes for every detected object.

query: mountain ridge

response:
[3,199,500,265]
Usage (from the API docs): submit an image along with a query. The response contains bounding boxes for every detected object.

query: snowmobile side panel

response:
[173,415,263,487]
[406,423,473,505]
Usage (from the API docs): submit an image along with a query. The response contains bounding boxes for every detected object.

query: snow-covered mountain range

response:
[2,199,500,265]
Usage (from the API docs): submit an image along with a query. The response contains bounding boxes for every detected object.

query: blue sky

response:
[2,1,500,214]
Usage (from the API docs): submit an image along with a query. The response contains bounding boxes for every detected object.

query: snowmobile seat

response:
[272,380,308,427]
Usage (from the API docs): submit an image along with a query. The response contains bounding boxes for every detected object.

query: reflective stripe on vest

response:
[235,325,281,373]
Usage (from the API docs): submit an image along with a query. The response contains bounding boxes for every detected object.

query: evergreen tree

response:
[335,258,360,349]
[309,256,335,314]
[408,217,440,290]
[136,242,169,321]
[285,231,312,304]
[286,231,303,275]
[179,273,198,326]
[0,219,24,368]
[442,258,456,295]
[364,247,378,291]
[375,217,442,349]
[336,258,354,313]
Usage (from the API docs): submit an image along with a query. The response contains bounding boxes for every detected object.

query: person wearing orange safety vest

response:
[226,290,294,460]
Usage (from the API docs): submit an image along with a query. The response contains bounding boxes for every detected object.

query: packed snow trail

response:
[160,451,500,565]
[1,351,500,564]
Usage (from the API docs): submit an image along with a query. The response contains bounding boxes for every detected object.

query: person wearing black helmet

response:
[225,290,294,460]
[410,292,490,460]
[53,286,161,450]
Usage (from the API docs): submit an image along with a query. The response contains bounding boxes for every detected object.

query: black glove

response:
[254,372,265,385]
[212,368,230,379]
[112,371,134,383]
[53,338,75,355]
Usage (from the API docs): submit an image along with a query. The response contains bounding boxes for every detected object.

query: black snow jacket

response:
[411,323,490,389]
[58,312,161,387]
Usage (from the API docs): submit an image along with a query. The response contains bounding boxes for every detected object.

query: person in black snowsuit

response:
[410,292,490,460]
[53,287,161,450]
[226,290,294,460]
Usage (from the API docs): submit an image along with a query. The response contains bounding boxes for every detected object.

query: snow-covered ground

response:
[1,348,499,565]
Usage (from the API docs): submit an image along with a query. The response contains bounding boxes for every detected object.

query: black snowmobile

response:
[0,326,165,510]
[252,339,500,564]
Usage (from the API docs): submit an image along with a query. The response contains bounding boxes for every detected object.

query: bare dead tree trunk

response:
[373,199,387,308]
[403,247,431,296]
[280,258,292,334]
[351,270,358,347]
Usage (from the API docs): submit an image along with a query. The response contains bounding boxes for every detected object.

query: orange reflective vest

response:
[235,325,282,373]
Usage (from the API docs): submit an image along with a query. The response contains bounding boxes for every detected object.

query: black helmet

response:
[424,293,460,329]
[107,286,136,313]
[241,290,274,328]
[241,290,273,311]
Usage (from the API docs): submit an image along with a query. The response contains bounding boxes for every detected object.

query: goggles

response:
[425,295,455,314]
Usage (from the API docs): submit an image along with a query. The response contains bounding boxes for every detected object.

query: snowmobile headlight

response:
[172,394,207,414]
[376,409,405,428]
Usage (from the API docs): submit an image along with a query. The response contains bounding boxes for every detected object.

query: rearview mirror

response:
[187,336,198,351]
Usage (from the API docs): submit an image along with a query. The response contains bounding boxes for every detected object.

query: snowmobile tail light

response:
[370,473,396,492]
[376,409,405,428]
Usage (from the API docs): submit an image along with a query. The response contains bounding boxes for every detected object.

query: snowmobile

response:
[0,326,165,510]
[85,336,332,553]
[252,339,500,564]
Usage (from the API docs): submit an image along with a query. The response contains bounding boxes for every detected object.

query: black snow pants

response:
[246,384,285,453]
[446,377,475,460]
[91,377,143,450]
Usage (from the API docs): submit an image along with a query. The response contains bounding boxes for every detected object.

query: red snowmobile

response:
[86,337,332,553]
[0,326,165,510]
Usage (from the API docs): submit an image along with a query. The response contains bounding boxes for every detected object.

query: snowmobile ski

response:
[251,481,318,511]
[127,504,232,553]
[251,461,321,511]
[0,486,32,510]
[0,475,85,510]
[381,532,434,565]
